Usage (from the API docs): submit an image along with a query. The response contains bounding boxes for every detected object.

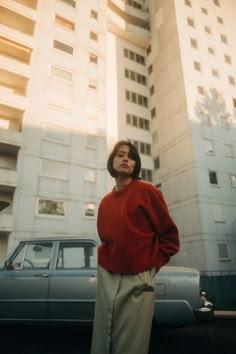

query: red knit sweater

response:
[97,179,180,274]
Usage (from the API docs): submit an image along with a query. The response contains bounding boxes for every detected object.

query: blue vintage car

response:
[0,238,213,326]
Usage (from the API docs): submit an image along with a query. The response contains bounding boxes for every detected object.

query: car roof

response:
[18,237,100,244]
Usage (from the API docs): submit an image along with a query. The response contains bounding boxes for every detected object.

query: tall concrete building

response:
[0,0,236,281]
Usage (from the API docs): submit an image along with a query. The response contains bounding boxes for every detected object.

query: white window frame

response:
[230,174,236,188]
[43,125,70,145]
[209,170,218,186]
[213,204,224,223]
[40,159,69,180]
[217,242,230,261]
[224,144,234,158]
[50,65,73,82]
[37,198,66,218]
[84,168,96,183]
[84,202,96,218]
[204,139,215,155]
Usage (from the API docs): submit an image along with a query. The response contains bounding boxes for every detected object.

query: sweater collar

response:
[112,179,138,195]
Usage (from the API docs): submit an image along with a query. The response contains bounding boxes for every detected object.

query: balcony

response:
[0,168,17,192]
[109,0,149,21]
[108,1,150,47]
[0,24,34,49]
[11,0,38,10]
[0,130,22,152]
[0,69,29,110]
[0,5,35,36]
[0,214,13,232]
[0,103,23,130]
[0,36,32,65]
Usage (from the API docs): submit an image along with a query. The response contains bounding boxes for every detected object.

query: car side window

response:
[8,242,53,270]
[56,241,97,269]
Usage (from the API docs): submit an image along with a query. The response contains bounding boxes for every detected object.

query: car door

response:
[0,241,53,320]
[48,240,97,322]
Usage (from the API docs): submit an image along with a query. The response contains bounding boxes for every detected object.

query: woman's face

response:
[113,145,136,177]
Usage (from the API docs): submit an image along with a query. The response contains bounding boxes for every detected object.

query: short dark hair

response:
[107,140,141,179]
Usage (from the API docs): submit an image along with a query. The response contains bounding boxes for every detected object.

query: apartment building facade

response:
[0,0,236,284]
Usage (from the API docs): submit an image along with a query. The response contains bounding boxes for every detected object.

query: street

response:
[1,317,235,354]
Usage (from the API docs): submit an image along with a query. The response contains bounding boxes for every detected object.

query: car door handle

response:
[35,274,49,278]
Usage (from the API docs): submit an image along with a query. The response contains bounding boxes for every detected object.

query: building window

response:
[220,34,228,44]
[88,79,97,89]
[187,17,195,27]
[230,174,236,188]
[219,114,229,128]
[125,90,148,107]
[154,156,160,169]
[126,114,149,131]
[53,39,74,55]
[146,45,151,55]
[123,48,145,65]
[224,144,234,158]
[90,31,98,41]
[224,55,231,64]
[150,85,155,95]
[216,91,224,103]
[128,139,151,156]
[208,47,215,55]
[213,0,220,7]
[194,61,201,71]
[233,98,236,109]
[213,205,224,223]
[201,7,208,15]
[124,69,147,85]
[37,199,66,217]
[84,168,96,183]
[126,0,143,10]
[190,38,198,49]
[90,10,98,20]
[50,65,73,81]
[148,65,153,74]
[217,16,224,24]
[87,135,97,149]
[59,0,76,8]
[205,26,211,34]
[212,69,219,78]
[43,125,70,144]
[55,15,75,31]
[151,108,156,118]
[185,0,191,7]
[89,53,98,64]
[200,107,210,125]
[84,203,95,217]
[141,168,152,182]
[218,243,230,261]
[209,170,218,185]
[197,85,205,95]
[228,76,235,85]
[204,139,215,155]
[40,159,69,179]
[140,142,151,155]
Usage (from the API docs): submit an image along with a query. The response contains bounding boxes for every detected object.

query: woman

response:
[91,140,180,354]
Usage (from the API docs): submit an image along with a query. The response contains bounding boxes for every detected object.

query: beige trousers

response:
[90,265,156,354]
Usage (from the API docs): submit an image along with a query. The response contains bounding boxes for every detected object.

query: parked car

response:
[0,238,213,327]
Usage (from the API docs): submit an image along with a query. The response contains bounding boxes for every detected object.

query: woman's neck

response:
[115,176,132,190]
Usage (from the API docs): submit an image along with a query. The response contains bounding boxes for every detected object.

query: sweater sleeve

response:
[145,186,180,271]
